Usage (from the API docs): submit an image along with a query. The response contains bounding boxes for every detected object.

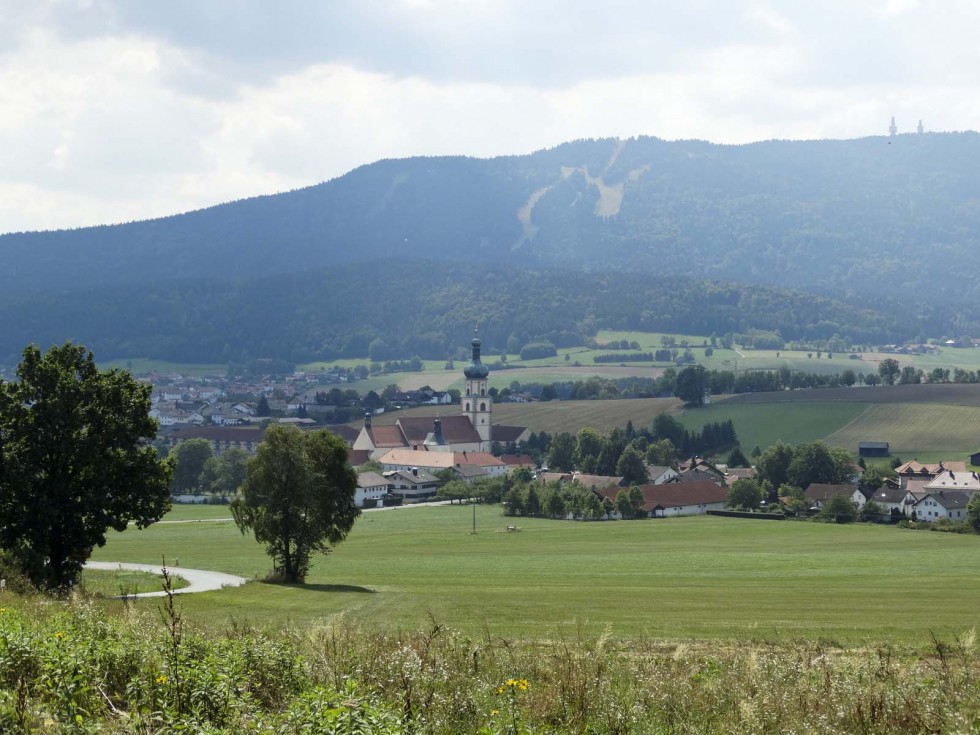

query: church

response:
[352,335,529,458]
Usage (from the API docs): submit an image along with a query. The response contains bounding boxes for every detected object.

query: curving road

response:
[84,561,247,598]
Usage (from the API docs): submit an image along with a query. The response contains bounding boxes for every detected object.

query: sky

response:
[1,0,979,234]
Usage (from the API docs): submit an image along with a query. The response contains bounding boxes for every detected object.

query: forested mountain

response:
[2,132,980,362]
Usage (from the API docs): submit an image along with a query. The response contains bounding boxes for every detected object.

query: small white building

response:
[355,471,391,508]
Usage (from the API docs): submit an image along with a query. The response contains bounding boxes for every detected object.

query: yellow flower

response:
[156,674,167,685]
[490,709,499,716]
[497,686,504,694]
[54,631,64,639]
[519,678,529,691]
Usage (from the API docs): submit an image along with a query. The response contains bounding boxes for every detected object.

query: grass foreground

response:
[2,595,979,733]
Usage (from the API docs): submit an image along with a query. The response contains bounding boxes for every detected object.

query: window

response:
[480,403,486,411]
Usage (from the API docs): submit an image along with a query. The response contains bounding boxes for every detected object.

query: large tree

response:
[0,343,171,590]
[547,432,577,472]
[170,438,214,494]
[616,445,649,486]
[674,365,709,406]
[574,428,605,474]
[231,425,359,583]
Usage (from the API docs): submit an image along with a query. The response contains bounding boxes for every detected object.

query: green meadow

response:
[93,506,980,644]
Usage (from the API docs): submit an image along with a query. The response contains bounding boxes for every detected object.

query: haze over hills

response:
[2,132,980,363]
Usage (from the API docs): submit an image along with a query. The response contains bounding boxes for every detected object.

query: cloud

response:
[0,0,979,233]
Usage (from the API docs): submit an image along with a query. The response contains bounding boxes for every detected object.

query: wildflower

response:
[156,674,167,685]
[490,709,499,716]
[54,631,64,639]
[518,678,529,691]
[497,686,505,694]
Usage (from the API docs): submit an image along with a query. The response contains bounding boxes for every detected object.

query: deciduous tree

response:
[616,445,649,486]
[170,438,214,494]
[231,425,359,583]
[0,343,171,590]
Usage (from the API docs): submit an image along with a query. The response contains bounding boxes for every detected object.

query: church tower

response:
[461,333,492,444]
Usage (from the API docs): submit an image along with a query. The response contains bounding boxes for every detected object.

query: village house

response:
[913,490,973,522]
[646,465,681,484]
[384,468,441,501]
[355,471,391,508]
[803,483,858,510]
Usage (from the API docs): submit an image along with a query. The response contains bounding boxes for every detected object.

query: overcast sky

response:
[1,0,978,234]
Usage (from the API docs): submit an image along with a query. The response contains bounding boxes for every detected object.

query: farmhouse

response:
[352,336,528,456]
[594,480,729,518]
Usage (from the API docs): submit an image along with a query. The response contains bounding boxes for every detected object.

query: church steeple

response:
[461,328,492,445]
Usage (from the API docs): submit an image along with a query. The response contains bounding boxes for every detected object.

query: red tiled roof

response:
[573,474,625,490]
[452,451,505,467]
[366,425,407,448]
[348,449,372,466]
[327,425,360,444]
[398,415,481,445]
[500,454,535,466]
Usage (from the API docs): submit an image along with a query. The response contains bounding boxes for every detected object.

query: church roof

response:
[491,425,528,443]
[398,415,482,445]
[365,425,407,448]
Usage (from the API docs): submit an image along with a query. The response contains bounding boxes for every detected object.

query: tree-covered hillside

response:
[0,261,921,363]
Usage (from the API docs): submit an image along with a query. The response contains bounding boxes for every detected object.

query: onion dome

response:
[463,337,489,379]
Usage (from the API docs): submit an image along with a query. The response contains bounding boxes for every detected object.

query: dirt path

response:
[84,561,248,598]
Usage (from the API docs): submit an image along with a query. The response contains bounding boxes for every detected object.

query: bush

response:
[519,342,558,360]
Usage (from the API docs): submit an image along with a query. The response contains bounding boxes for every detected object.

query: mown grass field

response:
[92,506,980,644]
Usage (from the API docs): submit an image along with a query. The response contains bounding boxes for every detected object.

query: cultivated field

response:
[359,397,680,435]
[93,506,980,644]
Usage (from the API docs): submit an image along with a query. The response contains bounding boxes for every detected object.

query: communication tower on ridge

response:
[888,116,898,136]
[917,120,924,134]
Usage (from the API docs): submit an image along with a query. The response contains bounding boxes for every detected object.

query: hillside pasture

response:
[92,507,980,643]
[675,402,868,452]
[721,383,980,406]
[825,403,980,458]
